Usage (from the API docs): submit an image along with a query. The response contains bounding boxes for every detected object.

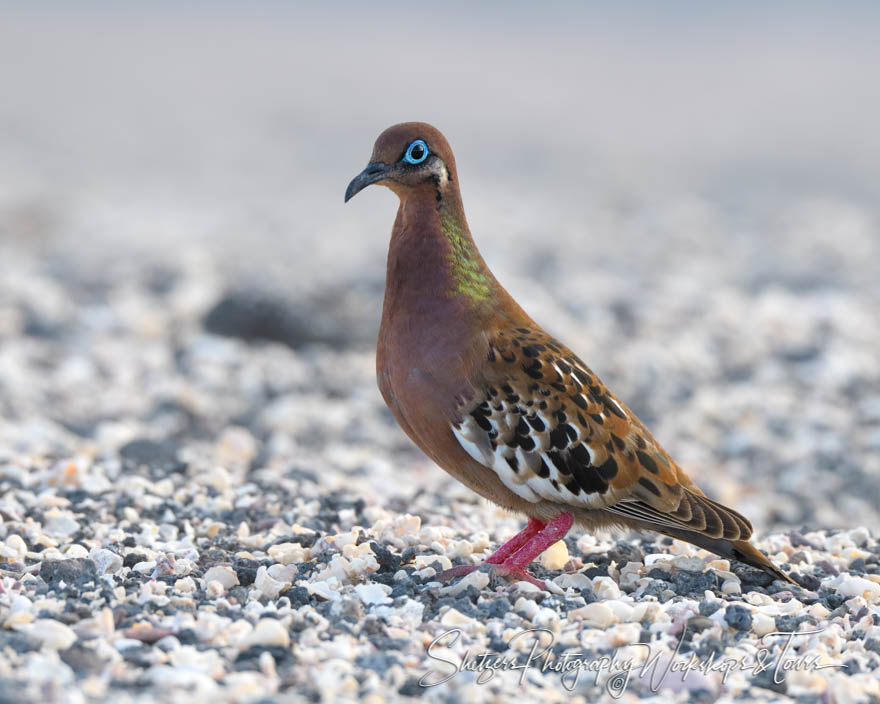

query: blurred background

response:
[1,2,878,531]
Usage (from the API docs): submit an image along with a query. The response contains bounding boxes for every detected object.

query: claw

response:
[433,564,482,581]
[490,565,547,590]
[433,562,547,590]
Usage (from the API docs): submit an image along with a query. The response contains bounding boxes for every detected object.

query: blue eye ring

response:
[403,139,429,165]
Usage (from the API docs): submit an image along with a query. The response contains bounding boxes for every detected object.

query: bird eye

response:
[403,139,429,165]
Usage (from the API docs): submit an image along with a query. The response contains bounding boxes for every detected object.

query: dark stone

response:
[390,578,416,599]
[480,596,512,620]
[844,658,862,673]
[863,638,880,654]
[671,569,718,595]
[699,600,722,617]
[775,614,811,632]
[724,604,753,631]
[123,553,148,569]
[286,467,319,483]
[0,630,39,653]
[235,645,294,668]
[40,558,97,589]
[640,581,671,599]
[234,558,260,586]
[121,645,155,668]
[63,489,90,504]
[119,438,186,477]
[367,635,408,652]
[355,652,401,675]
[818,589,846,611]
[228,586,248,604]
[287,586,310,608]
[815,560,839,576]
[370,542,401,573]
[448,597,478,618]
[21,308,64,338]
[59,644,105,675]
[792,573,820,591]
[607,542,645,568]
[55,418,96,438]
[176,629,198,645]
[751,666,788,694]
[789,532,821,549]
[398,678,425,697]
[685,616,715,634]
[694,638,726,660]
[583,565,609,579]
[203,287,378,350]
[776,344,821,363]
[732,564,774,588]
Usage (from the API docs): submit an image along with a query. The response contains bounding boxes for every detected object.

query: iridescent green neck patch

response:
[439,208,492,303]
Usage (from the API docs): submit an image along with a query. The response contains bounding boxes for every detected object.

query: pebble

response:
[605,600,635,623]
[540,540,569,570]
[553,572,593,591]
[570,603,616,628]
[725,604,753,631]
[22,619,78,650]
[722,580,742,595]
[440,608,474,627]
[5,534,27,558]
[439,570,489,596]
[592,576,621,600]
[267,542,309,565]
[202,565,240,591]
[44,513,80,538]
[672,556,706,572]
[90,548,123,576]
[838,576,880,601]
[174,577,197,593]
[354,583,392,605]
[243,619,290,648]
[752,612,777,637]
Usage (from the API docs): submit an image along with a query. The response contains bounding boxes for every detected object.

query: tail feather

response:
[656,528,797,585]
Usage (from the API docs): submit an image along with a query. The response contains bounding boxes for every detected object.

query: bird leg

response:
[433,517,545,580]
[486,517,546,564]
[488,512,574,588]
[434,514,573,589]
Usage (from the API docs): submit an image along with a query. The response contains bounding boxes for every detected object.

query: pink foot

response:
[434,562,549,589]
[432,513,574,591]
[434,564,482,580]
[490,565,548,589]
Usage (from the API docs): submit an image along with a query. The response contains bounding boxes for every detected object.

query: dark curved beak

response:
[345,162,388,202]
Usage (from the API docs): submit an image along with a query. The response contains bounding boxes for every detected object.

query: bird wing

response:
[451,325,752,541]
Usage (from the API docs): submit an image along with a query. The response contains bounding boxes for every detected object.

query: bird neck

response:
[386,186,497,313]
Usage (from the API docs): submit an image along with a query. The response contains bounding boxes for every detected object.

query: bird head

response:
[345,122,458,202]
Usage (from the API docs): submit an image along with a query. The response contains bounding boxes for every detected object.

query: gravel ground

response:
[1,6,880,704]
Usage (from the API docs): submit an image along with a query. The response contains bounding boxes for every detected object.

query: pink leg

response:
[486,517,545,564]
[434,517,545,580]
[508,514,574,569]
[434,514,574,589]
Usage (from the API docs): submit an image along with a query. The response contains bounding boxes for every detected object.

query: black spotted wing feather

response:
[452,326,752,541]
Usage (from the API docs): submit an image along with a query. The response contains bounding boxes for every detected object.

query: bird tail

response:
[657,528,797,585]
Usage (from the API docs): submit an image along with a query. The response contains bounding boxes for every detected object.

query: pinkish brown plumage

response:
[345,122,795,589]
